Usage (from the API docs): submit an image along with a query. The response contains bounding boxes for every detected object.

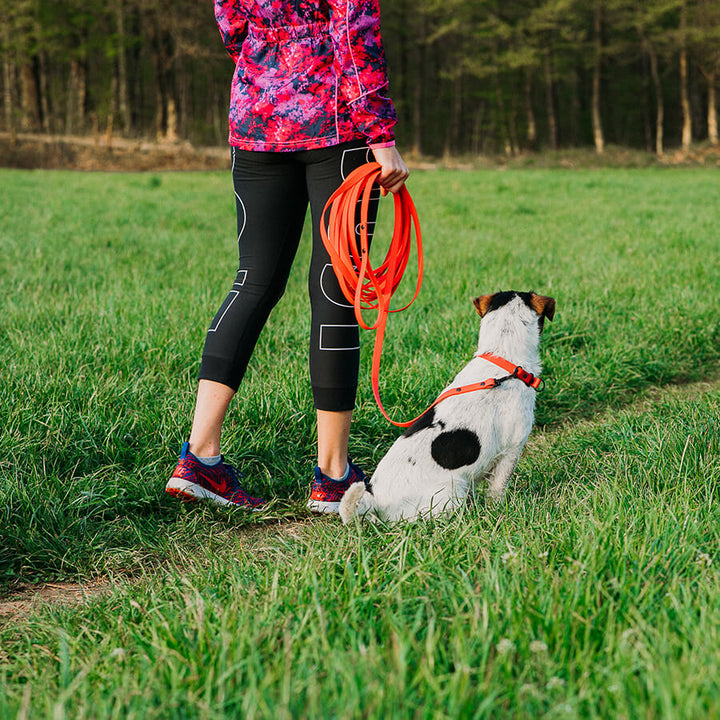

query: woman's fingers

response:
[372,145,409,194]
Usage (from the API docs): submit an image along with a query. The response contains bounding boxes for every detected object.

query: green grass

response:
[1,167,719,717]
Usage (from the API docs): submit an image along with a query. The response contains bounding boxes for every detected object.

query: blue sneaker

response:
[166,442,266,509]
[307,460,368,514]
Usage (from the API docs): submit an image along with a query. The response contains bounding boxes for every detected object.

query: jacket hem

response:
[229,130,365,152]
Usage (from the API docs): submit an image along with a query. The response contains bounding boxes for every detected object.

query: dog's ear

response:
[530,294,556,321]
[473,294,495,317]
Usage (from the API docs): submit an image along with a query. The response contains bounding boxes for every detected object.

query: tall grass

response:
[1,167,719,717]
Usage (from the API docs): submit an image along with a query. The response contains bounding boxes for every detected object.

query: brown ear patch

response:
[473,294,495,317]
[530,294,556,321]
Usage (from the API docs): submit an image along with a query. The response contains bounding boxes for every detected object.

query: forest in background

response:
[1,0,719,158]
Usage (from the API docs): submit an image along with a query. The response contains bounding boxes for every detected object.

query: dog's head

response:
[473,291,555,332]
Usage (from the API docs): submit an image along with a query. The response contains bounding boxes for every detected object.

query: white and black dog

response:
[340,291,555,524]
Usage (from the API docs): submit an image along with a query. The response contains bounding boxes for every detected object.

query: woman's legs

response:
[181,143,375,496]
[199,148,309,390]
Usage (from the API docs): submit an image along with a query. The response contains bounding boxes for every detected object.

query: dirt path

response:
[526,371,720,452]
[0,580,112,620]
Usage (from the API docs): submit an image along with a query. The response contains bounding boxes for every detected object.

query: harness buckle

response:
[513,366,531,383]
[513,366,542,391]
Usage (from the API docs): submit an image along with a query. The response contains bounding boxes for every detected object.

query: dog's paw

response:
[485,488,507,505]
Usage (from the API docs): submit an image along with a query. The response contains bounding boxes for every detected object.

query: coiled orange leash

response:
[320,161,423,427]
[321,163,544,429]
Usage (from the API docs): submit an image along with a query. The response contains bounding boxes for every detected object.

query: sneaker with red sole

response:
[166,442,266,509]
[307,460,368,514]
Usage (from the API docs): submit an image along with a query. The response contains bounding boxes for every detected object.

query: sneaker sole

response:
[166,477,264,510]
[307,499,341,514]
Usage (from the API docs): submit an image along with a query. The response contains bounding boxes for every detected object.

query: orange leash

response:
[321,163,544,429]
[320,161,423,426]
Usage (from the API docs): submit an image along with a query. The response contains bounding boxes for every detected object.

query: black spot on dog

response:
[486,290,536,314]
[485,290,551,332]
[431,429,481,470]
[403,406,437,438]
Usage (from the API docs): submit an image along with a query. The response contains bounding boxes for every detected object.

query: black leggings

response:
[199,141,378,411]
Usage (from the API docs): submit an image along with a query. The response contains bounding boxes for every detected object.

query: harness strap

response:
[476,352,543,390]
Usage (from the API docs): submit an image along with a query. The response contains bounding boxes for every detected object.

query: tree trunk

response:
[494,45,511,155]
[680,0,692,151]
[38,50,50,133]
[116,0,131,135]
[703,70,718,144]
[471,101,485,156]
[395,0,409,144]
[410,12,424,156]
[508,103,519,156]
[3,59,12,137]
[679,50,692,150]
[592,0,604,154]
[641,55,653,152]
[165,97,178,142]
[544,48,557,150]
[524,69,537,150]
[647,44,664,156]
[66,59,87,134]
[1,17,14,140]
[570,68,582,145]
[148,2,178,142]
[411,64,422,155]
[444,70,462,158]
[19,61,40,132]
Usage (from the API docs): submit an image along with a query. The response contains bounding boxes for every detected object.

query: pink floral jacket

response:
[214,0,397,151]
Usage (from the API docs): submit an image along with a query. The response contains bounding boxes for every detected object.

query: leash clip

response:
[492,374,513,387]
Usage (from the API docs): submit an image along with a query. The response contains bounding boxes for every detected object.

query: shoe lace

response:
[222,461,263,505]
[349,460,373,493]
[221,460,244,488]
[349,460,368,484]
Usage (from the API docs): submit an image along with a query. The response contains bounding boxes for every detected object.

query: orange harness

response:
[321,163,542,428]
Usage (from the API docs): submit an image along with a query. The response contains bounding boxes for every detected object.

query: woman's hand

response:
[372,145,409,195]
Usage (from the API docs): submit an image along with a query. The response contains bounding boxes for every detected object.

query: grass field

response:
[1,166,719,718]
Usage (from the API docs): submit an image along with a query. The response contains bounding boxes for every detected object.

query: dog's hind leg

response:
[485,450,522,504]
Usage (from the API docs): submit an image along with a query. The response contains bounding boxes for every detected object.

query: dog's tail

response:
[339,482,376,524]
